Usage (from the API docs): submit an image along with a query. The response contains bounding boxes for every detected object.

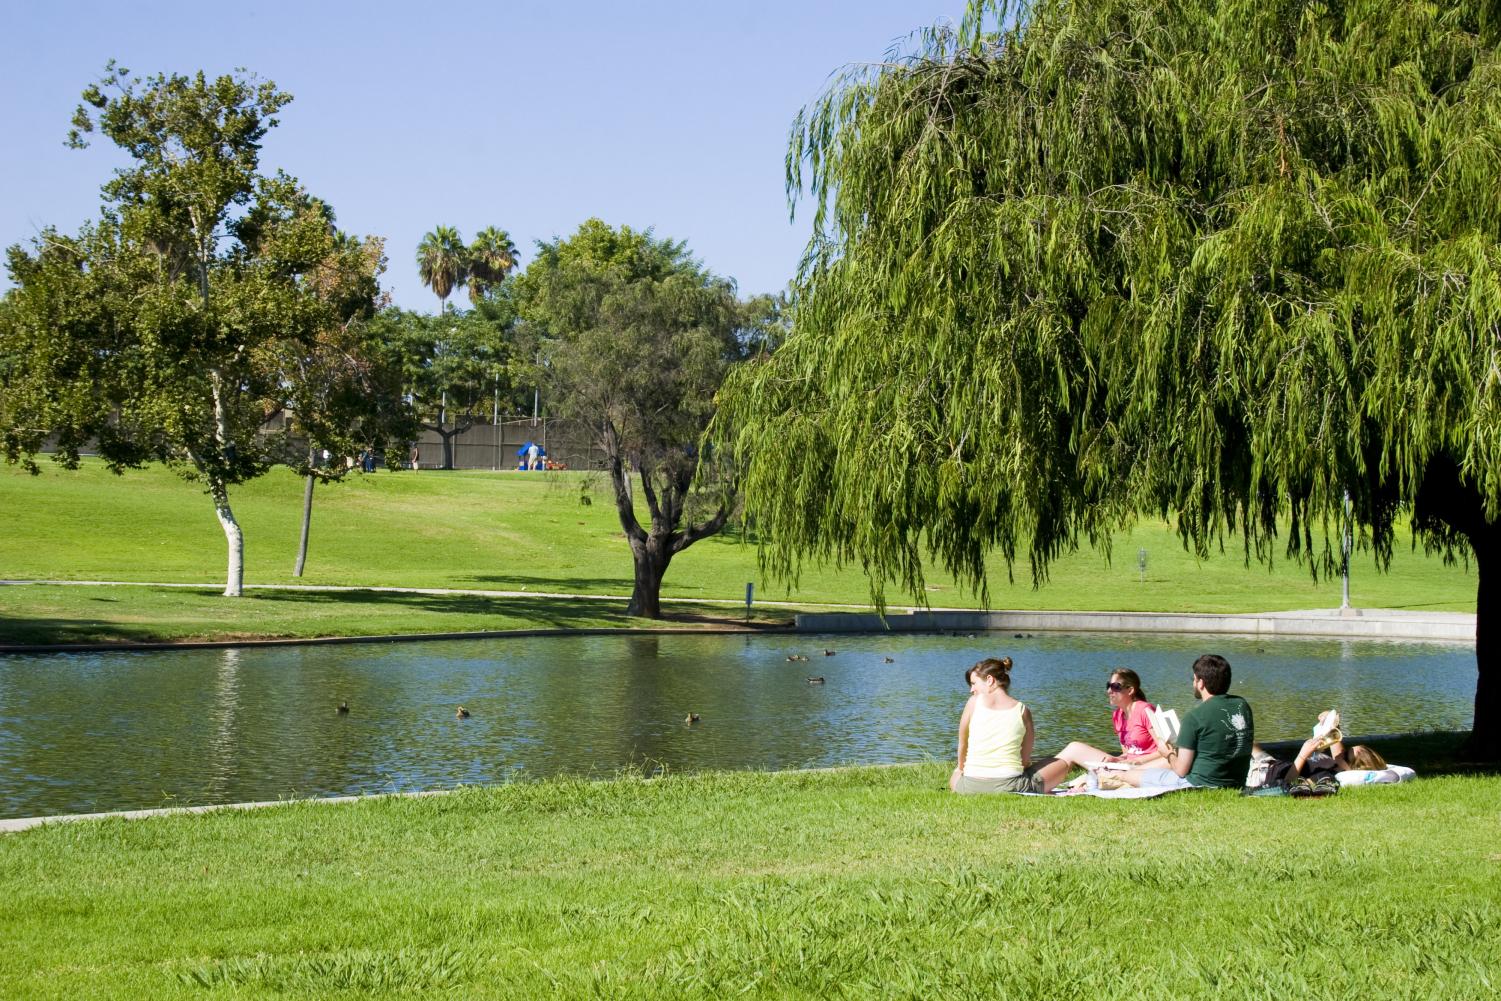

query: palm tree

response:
[467,226,518,304]
[416,226,468,313]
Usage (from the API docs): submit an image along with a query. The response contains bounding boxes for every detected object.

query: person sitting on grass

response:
[1054,668,1170,770]
[950,657,1071,795]
[1100,654,1253,792]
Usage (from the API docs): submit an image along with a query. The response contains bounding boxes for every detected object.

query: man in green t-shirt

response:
[1112,653,1254,791]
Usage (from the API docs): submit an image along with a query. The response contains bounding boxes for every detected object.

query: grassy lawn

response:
[1,747,1496,1000]
[0,459,1478,644]
[0,585,795,646]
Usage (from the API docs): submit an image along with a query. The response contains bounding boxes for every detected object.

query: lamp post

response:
[1340,491,1353,612]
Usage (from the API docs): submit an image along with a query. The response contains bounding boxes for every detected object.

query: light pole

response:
[1340,491,1353,612]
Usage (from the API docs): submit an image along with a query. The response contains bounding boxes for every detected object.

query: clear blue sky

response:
[2,1,968,311]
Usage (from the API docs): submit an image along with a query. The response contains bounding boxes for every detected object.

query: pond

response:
[0,631,1475,819]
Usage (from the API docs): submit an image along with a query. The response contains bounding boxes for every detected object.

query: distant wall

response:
[405,418,606,471]
[796,608,1476,642]
[39,416,609,473]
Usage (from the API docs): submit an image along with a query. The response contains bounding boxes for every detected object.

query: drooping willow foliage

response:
[714,0,1501,613]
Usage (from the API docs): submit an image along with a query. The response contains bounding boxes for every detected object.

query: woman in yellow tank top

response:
[950,657,1072,794]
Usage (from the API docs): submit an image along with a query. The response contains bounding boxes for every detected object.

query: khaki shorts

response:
[955,770,1047,795]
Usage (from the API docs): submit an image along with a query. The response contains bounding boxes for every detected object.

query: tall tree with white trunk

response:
[0,64,385,596]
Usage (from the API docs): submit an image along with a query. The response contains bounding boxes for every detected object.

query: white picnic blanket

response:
[1058,784,1179,799]
[1048,771,1181,798]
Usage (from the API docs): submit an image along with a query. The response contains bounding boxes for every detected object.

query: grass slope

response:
[0,459,1478,644]
[0,584,800,646]
[1,759,1497,1000]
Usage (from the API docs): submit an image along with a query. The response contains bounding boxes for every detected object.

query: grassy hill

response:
[0,458,1477,643]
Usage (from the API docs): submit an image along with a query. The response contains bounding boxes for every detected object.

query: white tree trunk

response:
[205,367,245,596]
[210,478,245,597]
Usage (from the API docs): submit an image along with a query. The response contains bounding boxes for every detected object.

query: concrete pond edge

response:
[797,608,1476,643]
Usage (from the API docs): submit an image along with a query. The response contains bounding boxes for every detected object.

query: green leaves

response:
[2,65,397,592]
[717,0,1501,607]
[467,226,518,304]
[416,225,468,307]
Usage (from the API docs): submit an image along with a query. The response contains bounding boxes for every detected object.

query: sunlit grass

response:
[0,758,1495,999]
[0,458,1476,645]
[0,583,792,645]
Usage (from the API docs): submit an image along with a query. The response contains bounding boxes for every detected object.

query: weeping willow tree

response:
[712,0,1501,755]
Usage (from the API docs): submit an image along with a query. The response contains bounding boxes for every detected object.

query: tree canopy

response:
[467,227,519,304]
[1,65,395,596]
[416,225,468,310]
[516,219,744,617]
[713,0,1501,753]
[368,302,515,469]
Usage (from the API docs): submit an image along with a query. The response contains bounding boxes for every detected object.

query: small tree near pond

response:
[516,219,756,618]
[0,64,393,596]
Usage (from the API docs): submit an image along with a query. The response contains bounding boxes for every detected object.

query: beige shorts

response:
[955,770,1046,795]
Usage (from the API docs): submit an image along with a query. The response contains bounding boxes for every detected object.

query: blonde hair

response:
[1346,745,1387,771]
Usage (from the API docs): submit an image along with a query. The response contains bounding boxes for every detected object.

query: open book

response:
[1145,706,1180,749]
[1312,709,1342,750]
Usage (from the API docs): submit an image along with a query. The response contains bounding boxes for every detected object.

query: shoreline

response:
[0,602,1474,653]
[0,734,1450,834]
[797,607,1476,643]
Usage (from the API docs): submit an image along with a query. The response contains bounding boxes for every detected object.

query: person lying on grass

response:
[1052,667,1171,771]
[1254,716,1388,791]
[1094,654,1254,792]
[950,657,1071,794]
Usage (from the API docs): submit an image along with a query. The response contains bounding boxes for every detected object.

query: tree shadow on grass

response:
[0,586,793,648]
[241,587,634,627]
[461,572,632,593]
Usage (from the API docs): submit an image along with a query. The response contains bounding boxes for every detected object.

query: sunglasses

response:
[1104,681,1125,692]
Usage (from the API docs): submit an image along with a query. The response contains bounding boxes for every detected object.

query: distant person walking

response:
[410,445,420,471]
[526,440,541,470]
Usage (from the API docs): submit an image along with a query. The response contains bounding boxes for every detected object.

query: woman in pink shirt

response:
[1055,668,1169,768]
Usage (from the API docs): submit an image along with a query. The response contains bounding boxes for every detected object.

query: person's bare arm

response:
[1291,736,1322,776]
[951,696,975,790]
[1162,743,1195,778]
[1021,706,1036,767]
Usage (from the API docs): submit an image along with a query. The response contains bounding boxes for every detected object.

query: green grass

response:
[0,459,1478,644]
[1,755,1497,1000]
[0,584,796,646]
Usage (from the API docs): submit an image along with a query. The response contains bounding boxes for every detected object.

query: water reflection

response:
[0,632,1475,819]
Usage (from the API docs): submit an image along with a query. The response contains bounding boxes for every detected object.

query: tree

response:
[1,65,390,596]
[516,219,743,617]
[371,306,511,469]
[416,226,468,313]
[712,0,1501,756]
[468,227,519,304]
[274,231,418,577]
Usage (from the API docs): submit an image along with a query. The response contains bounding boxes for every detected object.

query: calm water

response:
[0,631,1475,819]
